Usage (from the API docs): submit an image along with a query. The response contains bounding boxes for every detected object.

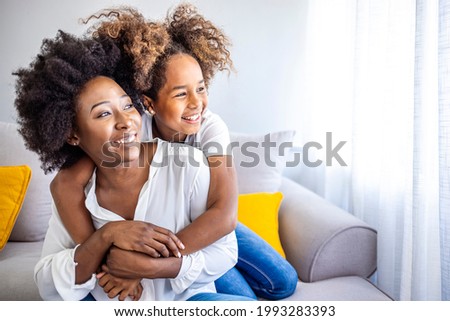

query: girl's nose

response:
[188,94,202,110]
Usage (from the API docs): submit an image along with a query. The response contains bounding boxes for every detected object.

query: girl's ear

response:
[141,95,156,115]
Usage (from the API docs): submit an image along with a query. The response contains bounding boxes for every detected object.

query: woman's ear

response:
[142,95,156,115]
[67,133,80,146]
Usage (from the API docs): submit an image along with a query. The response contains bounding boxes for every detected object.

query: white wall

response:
[0,0,307,135]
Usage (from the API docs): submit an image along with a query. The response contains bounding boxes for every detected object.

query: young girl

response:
[15,30,252,301]
[51,3,298,300]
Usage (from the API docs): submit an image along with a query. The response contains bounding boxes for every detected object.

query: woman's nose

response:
[115,112,132,129]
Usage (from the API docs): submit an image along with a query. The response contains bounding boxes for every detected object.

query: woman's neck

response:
[94,143,152,190]
[92,143,157,220]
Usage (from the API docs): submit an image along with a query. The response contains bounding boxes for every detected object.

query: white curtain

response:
[293,0,450,300]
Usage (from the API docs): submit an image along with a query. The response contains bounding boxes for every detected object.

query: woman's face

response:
[149,54,208,142]
[70,76,142,167]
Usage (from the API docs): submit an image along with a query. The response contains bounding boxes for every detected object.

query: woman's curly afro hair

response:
[86,3,234,101]
[14,30,123,173]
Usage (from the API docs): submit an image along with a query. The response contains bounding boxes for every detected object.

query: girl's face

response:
[148,54,208,142]
[69,76,142,167]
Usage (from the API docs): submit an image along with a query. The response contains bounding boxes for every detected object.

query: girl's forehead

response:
[165,54,203,79]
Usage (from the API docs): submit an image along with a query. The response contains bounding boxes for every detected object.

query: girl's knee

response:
[262,262,298,299]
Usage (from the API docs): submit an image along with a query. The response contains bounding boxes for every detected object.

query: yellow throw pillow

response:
[237,192,285,258]
[0,165,31,250]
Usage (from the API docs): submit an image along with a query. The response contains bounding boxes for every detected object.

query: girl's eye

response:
[174,92,186,98]
[124,103,134,110]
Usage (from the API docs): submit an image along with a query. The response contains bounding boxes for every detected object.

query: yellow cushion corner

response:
[0,165,31,250]
[237,191,285,258]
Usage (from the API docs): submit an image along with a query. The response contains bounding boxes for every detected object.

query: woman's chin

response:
[100,144,142,168]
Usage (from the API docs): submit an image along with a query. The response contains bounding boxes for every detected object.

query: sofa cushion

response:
[237,192,286,257]
[230,130,295,194]
[0,165,31,250]
[0,241,43,300]
[0,121,55,241]
[282,276,392,301]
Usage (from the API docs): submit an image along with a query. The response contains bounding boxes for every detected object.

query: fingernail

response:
[180,243,185,250]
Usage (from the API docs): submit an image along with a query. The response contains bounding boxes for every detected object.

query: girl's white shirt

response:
[34,139,237,301]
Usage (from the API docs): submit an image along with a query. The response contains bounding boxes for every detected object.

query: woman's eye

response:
[97,111,110,118]
[198,86,206,93]
[124,103,134,110]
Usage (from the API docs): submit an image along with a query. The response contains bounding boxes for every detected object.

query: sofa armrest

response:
[278,177,377,283]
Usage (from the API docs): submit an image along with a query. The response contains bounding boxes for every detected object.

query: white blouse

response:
[34,139,237,301]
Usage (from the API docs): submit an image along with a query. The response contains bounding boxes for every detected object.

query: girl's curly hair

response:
[86,3,233,101]
[165,3,234,86]
[13,31,125,173]
[85,7,171,96]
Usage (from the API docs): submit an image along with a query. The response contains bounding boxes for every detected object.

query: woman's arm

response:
[34,214,182,300]
[34,209,115,300]
[176,155,238,255]
[73,222,117,284]
[73,220,182,283]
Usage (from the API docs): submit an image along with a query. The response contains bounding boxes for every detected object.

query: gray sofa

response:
[0,121,391,301]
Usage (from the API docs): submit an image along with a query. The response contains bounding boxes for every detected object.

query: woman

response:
[14,30,252,301]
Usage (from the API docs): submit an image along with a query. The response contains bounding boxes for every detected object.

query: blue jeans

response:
[81,293,96,301]
[215,223,298,300]
[187,292,255,301]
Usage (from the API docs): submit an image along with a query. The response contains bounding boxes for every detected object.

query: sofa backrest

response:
[0,121,55,242]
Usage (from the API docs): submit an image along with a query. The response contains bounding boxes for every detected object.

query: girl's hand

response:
[104,221,184,258]
[103,246,150,279]
[96,271,143,301]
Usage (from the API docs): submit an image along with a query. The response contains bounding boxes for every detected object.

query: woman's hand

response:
[104,221,184,258]
[96,271,143,301]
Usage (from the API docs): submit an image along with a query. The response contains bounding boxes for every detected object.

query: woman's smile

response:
[110,132,139,146]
